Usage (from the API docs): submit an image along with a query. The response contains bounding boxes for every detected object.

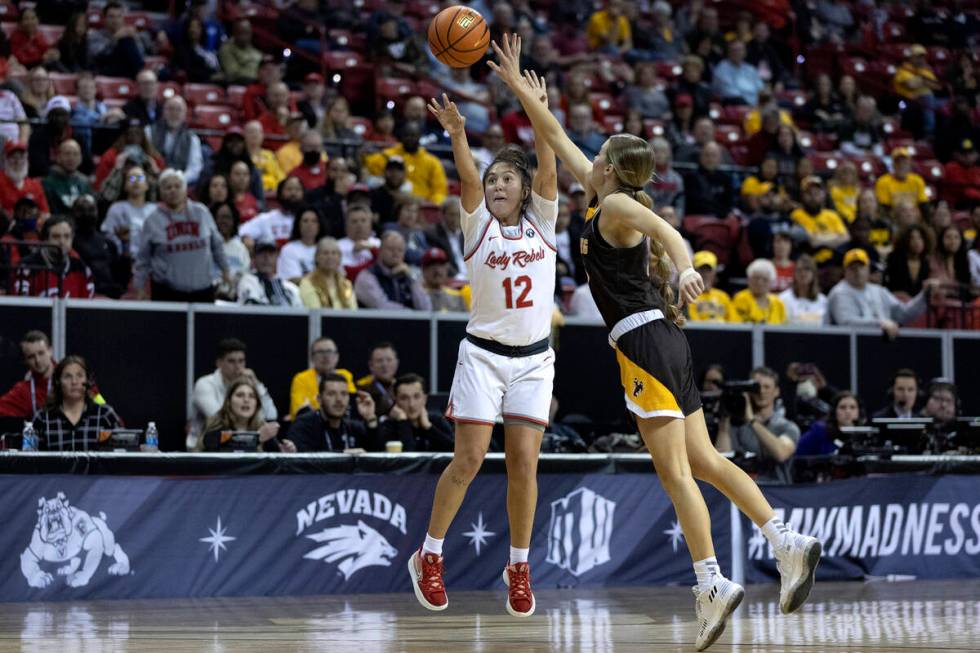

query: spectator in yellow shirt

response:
[791,175,850,264]
[875,147,930,216]
[892,44,942,135]
[829,160,860,223]
[586,0,633,54]
[364,121,448,206]
[244,120,285,193]
[275,113,309,175]
[289,337,355,419]
[732,258,787,324]
[687,250,735,322]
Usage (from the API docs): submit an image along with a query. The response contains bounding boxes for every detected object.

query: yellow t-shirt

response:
[252,148,285,192]
[731,289,786,324]
[364,144,449,205]
[874,172,929,208]
[790,207,848,237]
[276,141,302,176]
[586,10,632,50]
[688,288,734,322]
[289,367,356,419]
[893,64,938,99]
[830,184,859,223]
[743,109,794,137]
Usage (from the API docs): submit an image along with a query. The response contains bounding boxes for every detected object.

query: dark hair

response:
[45,355,90,410]
[41,215,74,239]
[103,1,124,15]
[318,372,351,394]
[288,206,327,242]
[927,379,958,402]
[892,368,918,387]
[935,224,970,282]
[369,341,396,357]
[201,174,229,205]
[210,201,240,236]
[751,366,779,383]
[216,338,247,359]
[21,330,50,346]
[482,145,532,215]
[826,390,863,436]
[203,378,263,435]
[276,175,303,200]
[893,224,935,260]
[394,373,426,395]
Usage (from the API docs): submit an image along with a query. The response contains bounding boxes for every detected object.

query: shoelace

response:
[508,564,531,599]
[420,554,446,593]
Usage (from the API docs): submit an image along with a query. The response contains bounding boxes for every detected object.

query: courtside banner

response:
[744,475,980,583]
[0,474,729,601]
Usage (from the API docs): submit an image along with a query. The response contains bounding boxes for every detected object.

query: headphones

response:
[926,377,961,414]
[885,368,924,407]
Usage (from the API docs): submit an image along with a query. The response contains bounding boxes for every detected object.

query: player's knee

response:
[505,456,537,483]
[452,450,485,480]
[689,453,722,482]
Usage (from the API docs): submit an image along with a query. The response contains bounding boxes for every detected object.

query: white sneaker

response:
[774,532,822,614]
[693,576,744,651]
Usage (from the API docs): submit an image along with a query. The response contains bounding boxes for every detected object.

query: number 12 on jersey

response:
[503,275,533,309]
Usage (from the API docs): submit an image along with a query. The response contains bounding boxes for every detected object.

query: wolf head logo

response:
[632,378,644,398]
[303,520,398,580]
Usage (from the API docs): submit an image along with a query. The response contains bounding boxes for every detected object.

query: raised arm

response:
[523,70,557,201]
[488,34,593,189]
[428,94,483,215]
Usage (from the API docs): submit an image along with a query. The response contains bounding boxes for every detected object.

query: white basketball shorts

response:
[445,338,555,429]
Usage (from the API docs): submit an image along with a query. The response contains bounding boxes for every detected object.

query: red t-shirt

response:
[15,252,94,299]
[10,29,50,68]
[774,261,795,292]
[235,192,260,223]
[258,111,287,138]
[0,172,50,214]
[288,162,327,190]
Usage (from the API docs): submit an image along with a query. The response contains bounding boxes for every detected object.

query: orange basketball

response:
[427,5,490,68]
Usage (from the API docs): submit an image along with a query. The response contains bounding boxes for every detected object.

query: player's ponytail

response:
[605,134,684,326]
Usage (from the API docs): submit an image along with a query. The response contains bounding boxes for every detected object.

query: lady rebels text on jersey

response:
[461,192,558,346]
[445,191,559,427]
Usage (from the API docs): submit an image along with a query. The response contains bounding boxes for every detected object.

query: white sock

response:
[693,556,721,591]
[761,516,789,549]
[423,533,444,557]
[509,546,529,565]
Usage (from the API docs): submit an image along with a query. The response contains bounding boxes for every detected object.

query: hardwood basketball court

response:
[5,580,979,652]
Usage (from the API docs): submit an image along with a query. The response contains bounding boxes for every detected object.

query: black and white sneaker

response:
[774,532,822,614]
[693,577,744,651]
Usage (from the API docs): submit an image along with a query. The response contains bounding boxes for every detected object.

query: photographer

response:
[715,367,800,484]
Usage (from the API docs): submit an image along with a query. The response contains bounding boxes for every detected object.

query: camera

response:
[721,380,761,426]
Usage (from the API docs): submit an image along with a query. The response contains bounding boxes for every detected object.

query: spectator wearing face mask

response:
[288,131,328,191]
[70,195,131,298]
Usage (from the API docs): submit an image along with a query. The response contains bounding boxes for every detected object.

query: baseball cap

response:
[4,140,27,155]
[385,156,406,169]
[843,248,870,268]
[801,175,824,191]
[421,247,449,267]
[891,146,911,159]
[741,179,773,197]
[693,250,717,270]
[254,238,277,253]
[568,182,585,195]
[304,72,324,85]
[675,93,694,108]
[43,95,72,117]
[908,44,927,57]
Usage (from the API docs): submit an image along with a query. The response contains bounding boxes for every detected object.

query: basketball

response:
[427,5,490,68]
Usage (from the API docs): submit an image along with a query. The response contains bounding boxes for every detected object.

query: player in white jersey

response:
[407,87,557,619]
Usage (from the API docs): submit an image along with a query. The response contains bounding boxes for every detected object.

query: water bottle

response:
[144,421,159,451]
[22,422,37,452]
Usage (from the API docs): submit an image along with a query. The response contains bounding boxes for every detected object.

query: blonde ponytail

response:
[649,237,685,326]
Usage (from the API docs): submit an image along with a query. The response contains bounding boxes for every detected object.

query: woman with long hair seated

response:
[200,378,285,452]
[298,236,357,310]
[796,391,863,456]
[31,356,120,451]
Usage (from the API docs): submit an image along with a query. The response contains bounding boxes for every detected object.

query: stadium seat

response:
[809,152,841,175]
[48,73,78,96]
[715,124,743,145]
[376,77,415,109]
[882,21,907,41]
[349,116,373,138]
[158,81,182,101]
[797,131,815,150]
[708,102,722,121]
[914,160,944,184]
[589,92,619,116]
[184,83,226,106]
[0,1,17,20]
[643,119,665,138]
[603,115,624,135]
[192,105,235,130]
[420,202,442,225]
[95,76,136,100]
[720,104,751,126]
[124,12,153,30]
[323,51,363,71]
[227,85,247,109]
[682,215,742,266]
[143,56,168,72]
[846,153,885,179]
[38,24,64,43]
[776,89,807,110]
[656,61,682,80]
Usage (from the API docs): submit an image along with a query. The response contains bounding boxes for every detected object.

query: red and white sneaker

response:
[502,562,536,617]
[407,548,448,611]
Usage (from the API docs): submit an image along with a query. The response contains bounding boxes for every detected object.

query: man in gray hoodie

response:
[826,248,940,338]
[135,169,229,302]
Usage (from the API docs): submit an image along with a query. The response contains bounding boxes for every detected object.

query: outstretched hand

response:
[487,33,524,90]
[427,94,465,136]
[523,69,548,107]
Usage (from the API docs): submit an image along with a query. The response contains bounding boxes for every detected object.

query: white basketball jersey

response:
[461,191,558,346]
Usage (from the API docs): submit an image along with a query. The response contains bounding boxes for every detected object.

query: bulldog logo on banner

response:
[296,489,408,581]
[546,487,616,576]
[20,492,131,589]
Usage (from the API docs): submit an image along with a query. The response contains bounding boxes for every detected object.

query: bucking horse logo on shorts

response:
[633,378,644,398]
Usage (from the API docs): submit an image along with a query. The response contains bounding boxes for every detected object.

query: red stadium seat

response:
[48,73,77,96]
[192,105,235,130]
[914,159,944,184]
[813,132,838,151]
[415,79,441,102]
[349,116,373,138]
[719,104,750,126]
[227,85,247,109]
[656,61,683,80]
[708,102,722,121]
[420,202,442,225]
[95,76,136,100]
[323,51,363,71]
[643,119,665,139]
[882,21,907,41]
[846,154,885,180]
[158,81,182,101]
[602,115,624,135]
[124,12,153,30]
[682,215,742,266]
[143,55,168,72]
[589,92,619,116]
[376,77,415,109]
[184,83,226,106]
[809,152,841,175]
[0,1,17,20]
[775,89,807,110]
[38,24,64,43]
[796,130,815,150]
[714,124,743,145]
